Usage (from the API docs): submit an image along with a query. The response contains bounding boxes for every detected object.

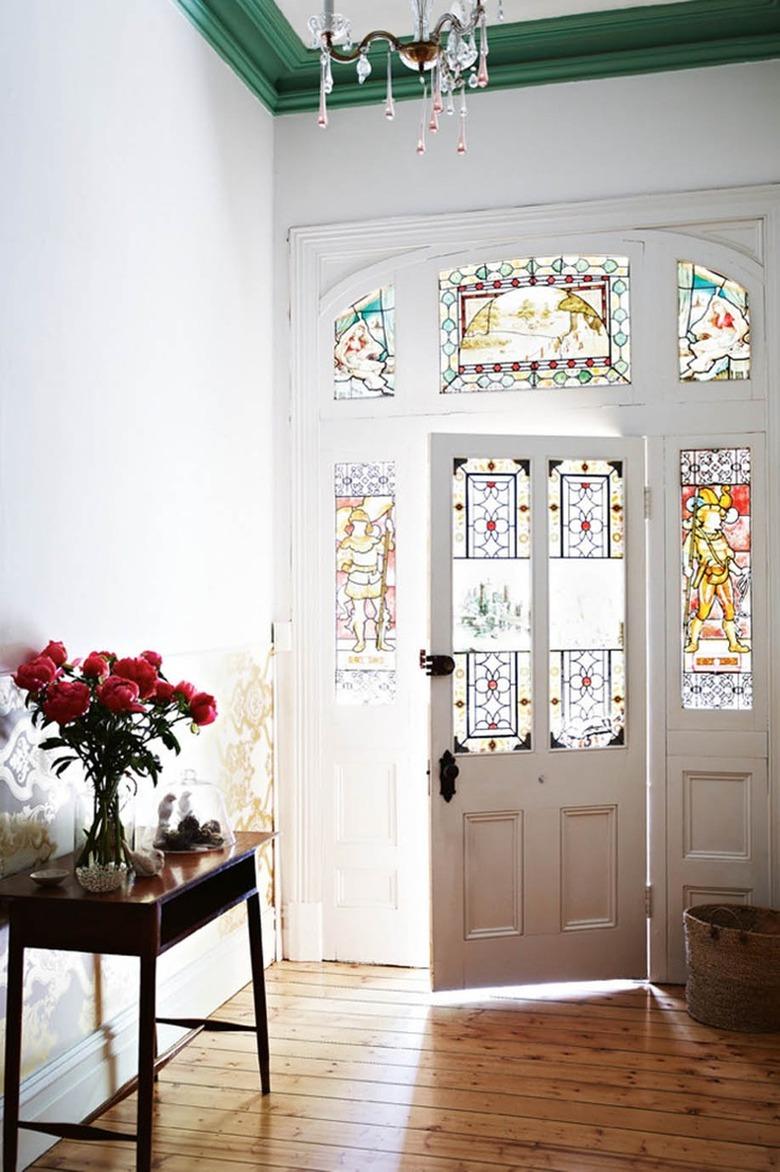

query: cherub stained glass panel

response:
[440,256,630,393]
[681,448,751,710]
[452,458,531,753]
[678,263,750,382]
[334,287,395,399]
[549,459,625,750]
[335,462,396,704]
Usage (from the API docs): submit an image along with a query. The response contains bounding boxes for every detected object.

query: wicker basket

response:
[683,904,780,1032]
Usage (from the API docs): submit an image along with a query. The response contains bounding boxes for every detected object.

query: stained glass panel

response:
[452,458,531,752]
[440,255,630,394]
[334,287,395,399]
[681,448,752,710]
[335,462,396,704]
[549,459,625,749]
[678,263,750,382]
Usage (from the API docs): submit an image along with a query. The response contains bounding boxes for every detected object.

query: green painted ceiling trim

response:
[174,0,780,115]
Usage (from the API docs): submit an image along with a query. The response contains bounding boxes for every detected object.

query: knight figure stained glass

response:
[452,458,532,752]
[681,448,752,710]
[548,459,626,750]
[335,461,396,704]
[678,263,750,382]
[334,287,395,399]
[440,256,630,393]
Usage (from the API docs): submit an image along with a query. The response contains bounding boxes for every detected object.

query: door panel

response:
[430,434,647,991]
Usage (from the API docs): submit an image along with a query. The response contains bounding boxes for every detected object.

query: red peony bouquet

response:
[14,640,218,887]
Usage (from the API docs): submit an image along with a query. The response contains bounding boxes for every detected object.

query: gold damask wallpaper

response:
[0,644,274,1090]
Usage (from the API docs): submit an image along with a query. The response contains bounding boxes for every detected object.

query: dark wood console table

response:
[0,830,274,1172]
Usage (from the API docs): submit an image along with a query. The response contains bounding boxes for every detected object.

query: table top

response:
[0,831,274,907]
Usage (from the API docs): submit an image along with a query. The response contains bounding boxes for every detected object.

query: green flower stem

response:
[76,780,126,870]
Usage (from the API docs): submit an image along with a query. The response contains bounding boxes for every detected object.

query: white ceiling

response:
[278,0,694,45]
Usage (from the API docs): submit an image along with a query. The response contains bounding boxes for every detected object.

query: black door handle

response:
[439,750,459,802]
[420,650,455,676]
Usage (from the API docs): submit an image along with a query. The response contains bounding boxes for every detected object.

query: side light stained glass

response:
[549,460,625,750]
[678,262,750,382]
[452,458,531,753]
[335,462,396,705]
[440,255,630,394]
[334,287,395,399]
[681,448,752,710]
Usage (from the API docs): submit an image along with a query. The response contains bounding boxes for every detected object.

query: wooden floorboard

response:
[30,961,780,1172]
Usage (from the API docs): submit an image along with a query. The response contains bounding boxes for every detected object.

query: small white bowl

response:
[30,868,69,888]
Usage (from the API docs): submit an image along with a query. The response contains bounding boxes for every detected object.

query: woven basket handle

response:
[707,904,751,943]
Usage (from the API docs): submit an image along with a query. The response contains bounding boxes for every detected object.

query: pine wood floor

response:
[31,961,780,1172]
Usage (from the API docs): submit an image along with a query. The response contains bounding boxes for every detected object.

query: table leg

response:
[136,954,157,1172]
[246,893,270,1094]
[2,930,24,1172]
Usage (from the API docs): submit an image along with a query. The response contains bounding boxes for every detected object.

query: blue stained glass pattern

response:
[678,263,750,382]
[334,287,395,400]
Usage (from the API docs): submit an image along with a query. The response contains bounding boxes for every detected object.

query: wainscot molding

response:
[0,906,275,1169]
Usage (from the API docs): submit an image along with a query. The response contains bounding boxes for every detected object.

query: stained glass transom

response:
[678,263,750,382]
[452,458,531,753]
[440,255,630,394]
[681,448,752,710]
[549,460,625,750]
[334,287,395,400]
[335,461,396,704]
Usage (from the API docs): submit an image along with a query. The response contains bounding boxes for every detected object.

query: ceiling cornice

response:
[174,0,780,115]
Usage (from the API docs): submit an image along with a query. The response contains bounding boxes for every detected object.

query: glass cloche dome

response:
[138,770,235,853]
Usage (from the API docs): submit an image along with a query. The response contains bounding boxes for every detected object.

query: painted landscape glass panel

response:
[681,448,752,710]
[452,458,531,753]
[334,287,395,399]
[678,262,750,382]
[549,459,625,750]
[440,255,630,393]
[335,462,396,704]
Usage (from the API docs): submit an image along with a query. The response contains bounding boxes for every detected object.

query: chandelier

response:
[309,1,503,154]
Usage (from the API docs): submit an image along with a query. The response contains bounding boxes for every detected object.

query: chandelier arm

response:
[430,2,485,40]
[324,30,403,63]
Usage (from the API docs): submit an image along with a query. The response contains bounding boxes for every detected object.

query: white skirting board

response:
[0,906,275,1171]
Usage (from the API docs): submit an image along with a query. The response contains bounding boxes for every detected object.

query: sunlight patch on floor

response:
[431,978,647,1005]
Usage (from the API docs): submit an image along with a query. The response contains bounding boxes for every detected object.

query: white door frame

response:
[281,184,780,979]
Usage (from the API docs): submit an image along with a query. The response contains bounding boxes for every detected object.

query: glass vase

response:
[73,782,134,893]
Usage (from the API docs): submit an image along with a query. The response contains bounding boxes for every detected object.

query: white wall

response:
[275,60,780,225]
[0,0,276,1160]
[0,0,275,667]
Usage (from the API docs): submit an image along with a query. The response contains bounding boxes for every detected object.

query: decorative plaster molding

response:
[174,0,780,115]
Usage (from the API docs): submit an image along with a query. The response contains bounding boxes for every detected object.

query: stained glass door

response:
[429,434,647,991]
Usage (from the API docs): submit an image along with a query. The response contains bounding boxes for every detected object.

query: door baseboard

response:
[283,900,323,960]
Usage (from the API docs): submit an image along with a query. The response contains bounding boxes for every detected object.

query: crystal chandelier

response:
[309,1,503,155]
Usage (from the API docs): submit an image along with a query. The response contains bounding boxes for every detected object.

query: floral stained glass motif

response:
[678,263,750,382]
[335,462,396,704]
[334,287,395,399]
[549,460,625,750]
[440,255,630,394]
[681,448,751,710]
[452,458,531,753]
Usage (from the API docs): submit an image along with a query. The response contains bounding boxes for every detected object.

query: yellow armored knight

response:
[683,486,749,654]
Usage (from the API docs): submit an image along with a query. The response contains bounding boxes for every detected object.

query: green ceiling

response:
[175,0,780,114]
